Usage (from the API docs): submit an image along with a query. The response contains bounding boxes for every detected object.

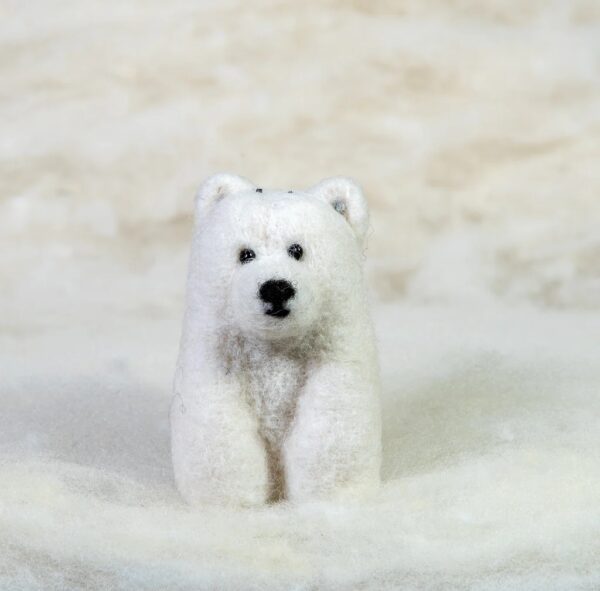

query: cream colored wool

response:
[171,173,381,506]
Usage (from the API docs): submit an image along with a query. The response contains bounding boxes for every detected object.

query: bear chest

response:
[242,351,306,447]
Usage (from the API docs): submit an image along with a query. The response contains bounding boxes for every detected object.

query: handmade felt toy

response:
[170,173,381,506]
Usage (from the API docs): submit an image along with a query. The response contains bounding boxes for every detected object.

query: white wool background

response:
[1,1,600,589]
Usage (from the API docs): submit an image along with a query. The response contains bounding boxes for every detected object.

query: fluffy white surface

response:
[2,303,599,589]
[1,0,600,589]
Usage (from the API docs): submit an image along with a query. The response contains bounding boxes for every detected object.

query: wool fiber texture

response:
[171,174,381,506]
[2,1,600,588]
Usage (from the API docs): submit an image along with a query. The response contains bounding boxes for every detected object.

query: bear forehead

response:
[213,191,343,234]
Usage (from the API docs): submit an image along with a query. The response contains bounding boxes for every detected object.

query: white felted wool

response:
[171,173,381,506]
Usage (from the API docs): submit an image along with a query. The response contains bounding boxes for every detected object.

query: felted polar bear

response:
[171,173,381,506]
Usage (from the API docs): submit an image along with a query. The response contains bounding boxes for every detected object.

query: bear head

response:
[190,173,370,342]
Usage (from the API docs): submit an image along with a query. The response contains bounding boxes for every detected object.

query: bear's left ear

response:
[194,173,255,219]
[309,177,369,243]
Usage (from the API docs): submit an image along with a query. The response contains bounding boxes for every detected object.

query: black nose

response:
[259,279,295,315]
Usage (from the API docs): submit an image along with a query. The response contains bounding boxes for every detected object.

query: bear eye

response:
[239,248,256,264]
[287,243,303,261]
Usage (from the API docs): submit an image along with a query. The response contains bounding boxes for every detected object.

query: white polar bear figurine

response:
[171,173,381,506]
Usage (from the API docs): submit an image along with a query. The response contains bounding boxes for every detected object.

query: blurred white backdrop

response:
[1,1,599,589]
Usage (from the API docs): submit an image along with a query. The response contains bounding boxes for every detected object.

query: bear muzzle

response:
[259,279,296,318]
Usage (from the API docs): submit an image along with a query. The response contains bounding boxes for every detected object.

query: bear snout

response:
[259,279,296,317]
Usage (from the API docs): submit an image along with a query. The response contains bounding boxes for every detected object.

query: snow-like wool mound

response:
[2,302,599,590]
[2,0,600,589]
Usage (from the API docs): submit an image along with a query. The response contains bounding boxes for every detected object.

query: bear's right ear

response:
[194,173,255,218]
[309,177,369,244]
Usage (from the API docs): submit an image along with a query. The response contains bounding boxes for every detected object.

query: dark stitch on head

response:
[256,188,263,193]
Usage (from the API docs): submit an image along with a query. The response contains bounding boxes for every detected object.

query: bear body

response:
[171,174,381,506]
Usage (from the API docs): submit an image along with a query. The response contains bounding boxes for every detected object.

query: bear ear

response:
[194,173,255,218]
[309,177,369,242]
